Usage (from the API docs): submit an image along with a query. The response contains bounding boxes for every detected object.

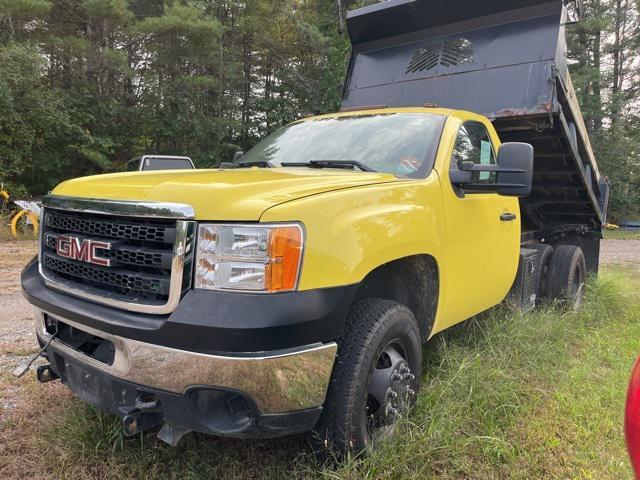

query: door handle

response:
[500,213,517,222]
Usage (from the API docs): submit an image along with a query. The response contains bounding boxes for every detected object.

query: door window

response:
[451,122,496,185]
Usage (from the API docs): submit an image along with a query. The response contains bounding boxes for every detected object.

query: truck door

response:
[439,120,520,329]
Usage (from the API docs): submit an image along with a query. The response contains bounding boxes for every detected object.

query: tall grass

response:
[7,268,639,479]
[323,269,639,479]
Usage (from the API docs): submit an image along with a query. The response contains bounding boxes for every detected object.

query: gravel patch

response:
[599,239,640,269]
[0,241,38,371]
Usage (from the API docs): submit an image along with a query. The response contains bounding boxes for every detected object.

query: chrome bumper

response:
[34,309,337,414]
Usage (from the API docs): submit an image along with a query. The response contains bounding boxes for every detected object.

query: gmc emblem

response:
[56,235,111,267]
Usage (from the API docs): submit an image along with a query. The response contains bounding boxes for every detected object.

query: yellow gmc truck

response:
[20,0,609,454]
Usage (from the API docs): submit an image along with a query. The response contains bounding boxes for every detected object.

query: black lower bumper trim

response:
[45,340,322,440]
[22,258,356,353]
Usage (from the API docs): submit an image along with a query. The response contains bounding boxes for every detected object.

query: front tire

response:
[313,298,422,458]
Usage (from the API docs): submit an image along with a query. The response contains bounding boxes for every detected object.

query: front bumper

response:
[35,309,337,414]
[22,258,355,353]
[22,257,354,439]
[41,334,325,441]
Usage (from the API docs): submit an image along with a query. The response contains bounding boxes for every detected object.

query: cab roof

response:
[301,106,456,122]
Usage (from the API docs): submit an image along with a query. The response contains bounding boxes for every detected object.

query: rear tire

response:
[312,298,422,459]
[532,244,554,304]
[548,245,586,310]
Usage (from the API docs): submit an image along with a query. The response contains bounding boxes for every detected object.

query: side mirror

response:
[495,142,533,197]
[450,142,533,197]
[232,151,244,162]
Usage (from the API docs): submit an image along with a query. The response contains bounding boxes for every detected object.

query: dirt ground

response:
[0,241,38,372]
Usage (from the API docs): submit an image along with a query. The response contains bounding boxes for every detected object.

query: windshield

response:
[239,113,445,178]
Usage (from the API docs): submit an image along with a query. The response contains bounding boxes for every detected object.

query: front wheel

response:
[313,298,422,458]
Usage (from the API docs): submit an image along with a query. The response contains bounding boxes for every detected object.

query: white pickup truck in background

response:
[126,155,195,172]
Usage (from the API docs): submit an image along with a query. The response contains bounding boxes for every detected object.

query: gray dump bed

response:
[342,0,609,237]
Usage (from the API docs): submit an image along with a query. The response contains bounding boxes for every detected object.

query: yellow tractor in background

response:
[0,184,40,238]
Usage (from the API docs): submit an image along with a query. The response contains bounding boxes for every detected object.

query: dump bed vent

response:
[406,38,474,74]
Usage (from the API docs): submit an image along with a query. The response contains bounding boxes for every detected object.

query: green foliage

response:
[567,0,640,221]
[592,124,640,221]
[0,0,51,22]
[0,43,75,192]
[0,0,350,191]
[1,0,638,223]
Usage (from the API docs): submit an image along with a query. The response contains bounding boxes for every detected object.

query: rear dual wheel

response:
[548,245,587,310]
[532,244,554,304]
[313,298,421,458]
[533,243,587,310]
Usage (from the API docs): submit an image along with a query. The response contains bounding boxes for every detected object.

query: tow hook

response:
[121,394,193,445]
[36,364,59,383]
[122,395,164,437]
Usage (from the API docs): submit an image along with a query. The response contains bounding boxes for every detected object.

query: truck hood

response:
[52,168,398,220]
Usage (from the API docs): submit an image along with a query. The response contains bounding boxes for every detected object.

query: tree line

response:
[1,0,639,221]
[568,0,640,221]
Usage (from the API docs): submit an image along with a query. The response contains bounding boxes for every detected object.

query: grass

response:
[1,267,639,479]
[0,218,14,241]
[604,229,640,240]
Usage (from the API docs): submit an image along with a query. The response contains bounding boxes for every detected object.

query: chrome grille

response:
[42,254,171,295]
[45,211,174,243]
[39,196,195,314]
[44,232,171,269]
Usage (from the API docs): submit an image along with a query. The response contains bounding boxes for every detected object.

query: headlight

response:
[195,223,304,292]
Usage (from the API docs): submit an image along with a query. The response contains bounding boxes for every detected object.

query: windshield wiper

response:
[281,160,377,172]
[219,160,272,169]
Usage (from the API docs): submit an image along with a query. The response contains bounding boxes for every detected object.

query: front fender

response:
[260,175,445,291]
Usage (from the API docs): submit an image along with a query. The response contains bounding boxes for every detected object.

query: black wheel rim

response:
[364,339,416,440]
